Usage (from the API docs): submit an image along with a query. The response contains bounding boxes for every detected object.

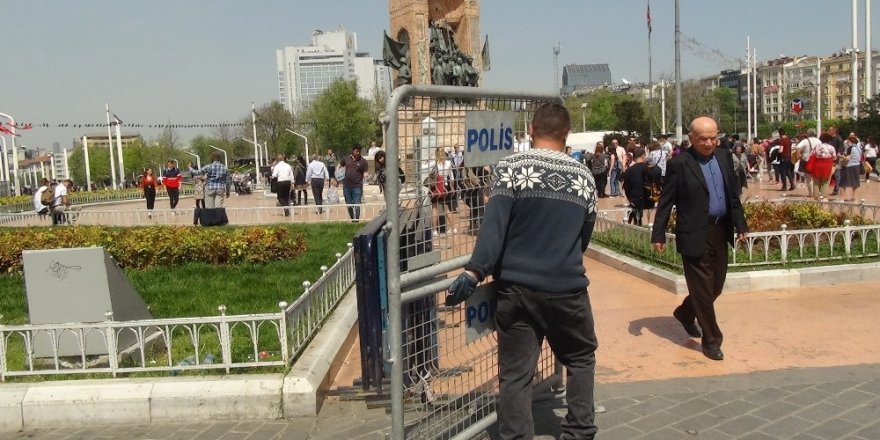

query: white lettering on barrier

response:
[464,111,516,167]
[464,283,497,344]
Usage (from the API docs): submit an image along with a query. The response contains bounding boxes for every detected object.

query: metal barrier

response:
[384,86,564,440]
[0,188,198,214]
[0,203,387,227]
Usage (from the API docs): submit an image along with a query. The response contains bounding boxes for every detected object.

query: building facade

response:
[561,64,612,96]
[276,28,391,115]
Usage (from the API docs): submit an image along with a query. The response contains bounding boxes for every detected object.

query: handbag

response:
[805,154,816,175]
[863,160,873,174]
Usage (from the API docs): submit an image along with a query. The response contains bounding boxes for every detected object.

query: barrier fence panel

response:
[384,86,564,440]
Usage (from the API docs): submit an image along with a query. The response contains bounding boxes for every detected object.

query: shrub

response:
[0,225,307,273]
[667,202,873,233]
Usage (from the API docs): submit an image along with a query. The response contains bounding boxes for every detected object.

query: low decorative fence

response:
[0,203,387,227]
[593,201,880,271]
[0,188,198,215]
[0,247,355,380]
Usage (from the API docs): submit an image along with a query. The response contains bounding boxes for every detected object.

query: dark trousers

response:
[679,222,728,349]
[167,187,180,209]
[310,178,325,213]
[496,282,598,440]
[295,187,308,205]
[593,172,608,197]
[627,204,644,226]
[464,189,485,231]
[276,180,292,216]
[144,186,156,210]
[780,160,795,189]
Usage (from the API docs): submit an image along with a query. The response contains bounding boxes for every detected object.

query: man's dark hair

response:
[211,151,223,162]
[819,133,833,143]
[352,143,363,153]
[633,146,646,158]
[531,103,571,141]
[777,128,786,136]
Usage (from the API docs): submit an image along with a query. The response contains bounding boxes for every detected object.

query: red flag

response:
[646,1,652,34]
[0,124,20,136]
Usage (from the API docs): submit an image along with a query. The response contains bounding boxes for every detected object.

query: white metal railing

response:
[0,203,387,227]
[593,210,880,269]
[285,246,356,361]
[0,247,357,380]
[0,188,198,214]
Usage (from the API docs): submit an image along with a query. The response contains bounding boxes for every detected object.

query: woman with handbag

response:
[424,146,455,236]
[808,134,838,200]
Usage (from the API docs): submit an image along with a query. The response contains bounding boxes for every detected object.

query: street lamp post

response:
[207,144,228,167]
[182,150,201,170]
[105,104,118,190]
[240,137,264,188]
[82,136,92,191]
[579,103,587,132]
[0,112,20,195]
[284,128,310,160]
[0,136,7,182]
[63,148,70,181]
[49,154,56,180]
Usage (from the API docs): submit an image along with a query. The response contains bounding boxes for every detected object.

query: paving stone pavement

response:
[4,364,878,439]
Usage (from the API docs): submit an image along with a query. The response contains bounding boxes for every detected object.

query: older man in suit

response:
[651,117,748,361]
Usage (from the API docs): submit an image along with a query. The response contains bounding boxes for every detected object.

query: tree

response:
[305,80,376,153]
[245,101,296,158]
[613,100,648,137]
[155,124,181,149]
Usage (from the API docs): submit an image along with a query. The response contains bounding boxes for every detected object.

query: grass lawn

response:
[0,222,362,381]
[0,222,361,324]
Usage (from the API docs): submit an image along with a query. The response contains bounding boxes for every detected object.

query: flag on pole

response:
[481,35,491,71]
[113,114,123,125]
[647,1,652,34]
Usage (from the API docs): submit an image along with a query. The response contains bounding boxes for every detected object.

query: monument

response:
[23,247,154,358]
[385,0,484,87]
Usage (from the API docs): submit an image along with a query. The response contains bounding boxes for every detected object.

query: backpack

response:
[40,186,54,206]
[590,154,609,175]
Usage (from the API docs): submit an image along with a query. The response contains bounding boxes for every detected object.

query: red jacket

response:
[162,175,182,189]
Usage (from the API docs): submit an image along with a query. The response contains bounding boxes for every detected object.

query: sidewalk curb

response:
[588,244,880,294]
[283,289,359,418]
[0,289,359,429]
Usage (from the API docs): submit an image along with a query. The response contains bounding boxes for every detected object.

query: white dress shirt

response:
[305,160,329,181]
[271,161,294,182]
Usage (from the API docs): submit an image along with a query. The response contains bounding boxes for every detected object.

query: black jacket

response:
[651,148,748,258]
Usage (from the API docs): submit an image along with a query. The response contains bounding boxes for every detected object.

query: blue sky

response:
[2,0,875,150]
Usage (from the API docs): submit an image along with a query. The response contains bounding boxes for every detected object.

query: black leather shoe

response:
[702,346,724,361]
[673,307,701,338]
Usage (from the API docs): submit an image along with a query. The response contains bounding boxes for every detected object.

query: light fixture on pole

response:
[579,103,587,132]
[207,144,228,167]
[63,148,70,181]
[0,112,20,195]
[105,104,118,190]
[0,136,7,182]
[240,137,264,187]
[48,153,56,180]
[182,150,201,170]
[113,114,125,186]
[82,136,92,191]
[251,102,260,170]
[284,128,310,160]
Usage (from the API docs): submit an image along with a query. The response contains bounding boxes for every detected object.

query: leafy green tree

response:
[244,101,297,158]
[154,124,181,149]
[305,79,376,153]
[613,100,648,136]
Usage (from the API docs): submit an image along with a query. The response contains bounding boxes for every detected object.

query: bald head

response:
[689,117,719,157]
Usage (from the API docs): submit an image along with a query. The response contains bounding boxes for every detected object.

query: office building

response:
[276,28,391,115]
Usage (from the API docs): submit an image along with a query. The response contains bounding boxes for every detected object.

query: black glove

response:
[445,272,478,306]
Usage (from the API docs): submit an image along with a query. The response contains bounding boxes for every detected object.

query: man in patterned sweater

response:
[446,103,599,440]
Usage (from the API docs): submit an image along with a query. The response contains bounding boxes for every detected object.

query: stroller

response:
[234,174,252,195]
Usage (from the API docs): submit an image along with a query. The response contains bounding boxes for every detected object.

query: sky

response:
[2,0,877,151]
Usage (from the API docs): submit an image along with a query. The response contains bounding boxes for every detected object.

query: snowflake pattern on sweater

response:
[492,149,597,214]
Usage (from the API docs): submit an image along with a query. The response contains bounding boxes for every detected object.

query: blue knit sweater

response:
[465,149,598,293]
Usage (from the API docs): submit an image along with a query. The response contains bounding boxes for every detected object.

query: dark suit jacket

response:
[651,148,748,258]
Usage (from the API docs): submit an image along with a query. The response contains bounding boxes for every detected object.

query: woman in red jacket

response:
[162,160,182,214]
[139,168,158,218]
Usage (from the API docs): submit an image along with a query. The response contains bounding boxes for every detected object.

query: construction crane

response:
[680,33,744,69]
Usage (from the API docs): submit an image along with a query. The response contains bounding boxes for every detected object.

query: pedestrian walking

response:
[651,116,748,361]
